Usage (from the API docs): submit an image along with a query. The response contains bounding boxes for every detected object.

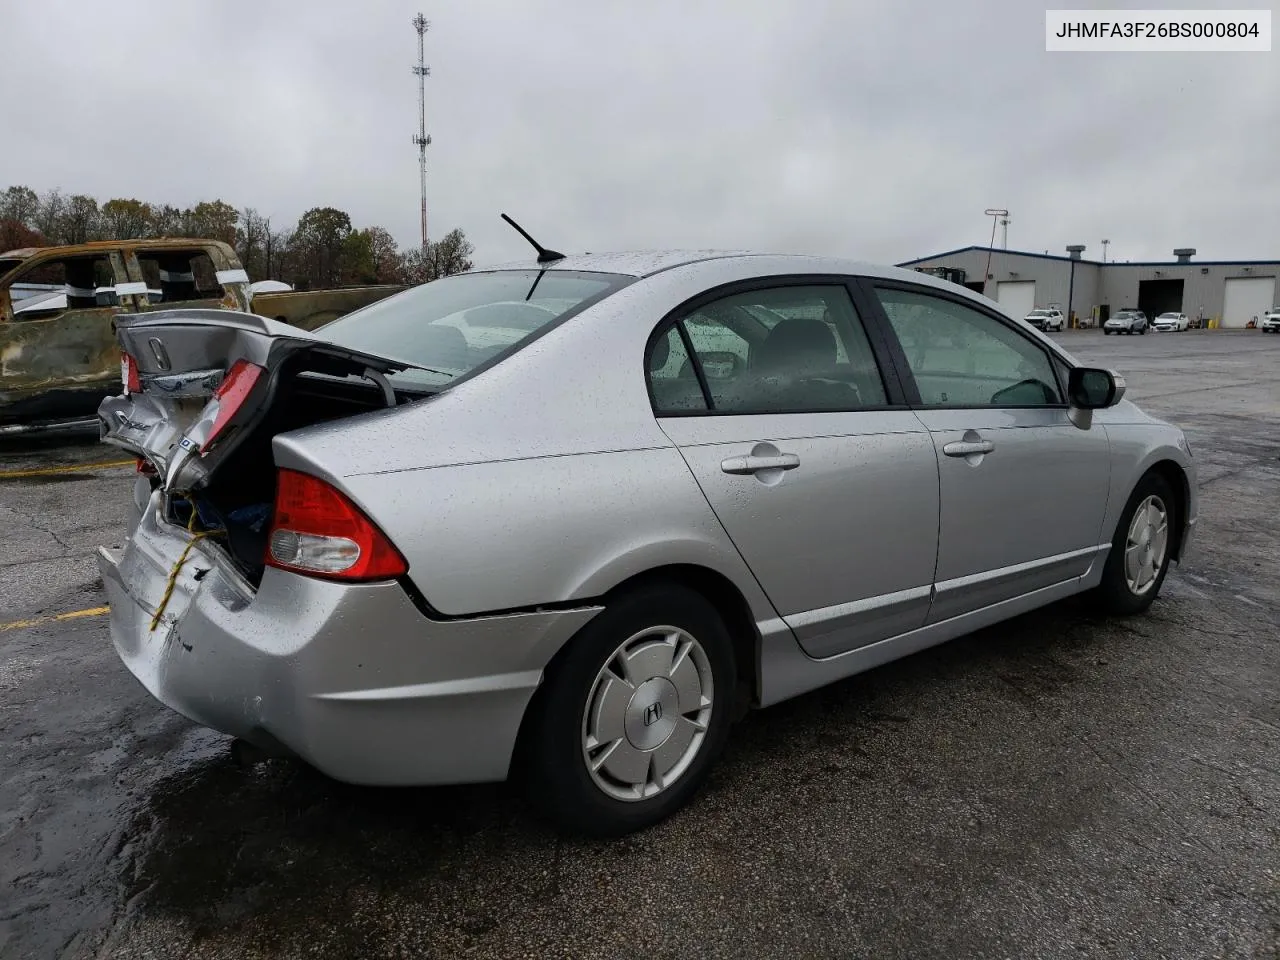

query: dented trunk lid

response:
[99,308,420,492]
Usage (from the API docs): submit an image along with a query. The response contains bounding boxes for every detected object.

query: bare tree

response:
[60,195,101,244]
[101,198,153,239]
[149,204,184,238]
[236,207,269,280]
[33,189,66,240]
[399,227,475,284]
[0,186,40,227]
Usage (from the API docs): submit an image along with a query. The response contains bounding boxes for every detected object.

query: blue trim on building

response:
[897,245,1280,269]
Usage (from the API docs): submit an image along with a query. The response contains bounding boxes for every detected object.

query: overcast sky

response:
[3,0,1276,266]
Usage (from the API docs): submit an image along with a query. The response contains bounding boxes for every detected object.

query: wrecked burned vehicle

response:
[0,238,403,434]
[97,251,1197,836]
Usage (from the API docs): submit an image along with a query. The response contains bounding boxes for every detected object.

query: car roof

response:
[468,249,975,286]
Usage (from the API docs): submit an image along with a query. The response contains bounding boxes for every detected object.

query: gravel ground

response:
[1,329,1277,960]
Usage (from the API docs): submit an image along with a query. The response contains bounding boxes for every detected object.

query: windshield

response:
[1157,313,1178,319]
[315,269,631,388]
[1027,310,1050,317]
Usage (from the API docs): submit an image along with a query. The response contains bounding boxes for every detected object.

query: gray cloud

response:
[2,0,1275,266]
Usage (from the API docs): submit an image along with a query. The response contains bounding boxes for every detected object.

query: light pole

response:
[1101,239,1110,263]
[982,208,1008,297]
[1066,244,1086,328]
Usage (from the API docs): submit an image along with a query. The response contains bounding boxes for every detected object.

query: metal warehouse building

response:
[898,246,1279,328]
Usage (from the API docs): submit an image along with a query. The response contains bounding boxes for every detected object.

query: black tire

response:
[1091,471,1178,616]
[520,583,736,837]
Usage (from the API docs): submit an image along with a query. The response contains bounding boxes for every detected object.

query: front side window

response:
[649,284,888,414]
[874,287,1062,407]
[317,269,631,389]
[10,255,115,320]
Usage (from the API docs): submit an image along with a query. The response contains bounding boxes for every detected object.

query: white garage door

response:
[996,281,1036,321]
[1222,276,1276,328]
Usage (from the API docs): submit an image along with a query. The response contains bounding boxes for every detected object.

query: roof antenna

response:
[501,213,565,264]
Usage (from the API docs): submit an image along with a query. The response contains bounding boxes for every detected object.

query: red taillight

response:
[202,359,264,452]
[264,469,407,582]
[121,353,141,394]
[136,457,157,476]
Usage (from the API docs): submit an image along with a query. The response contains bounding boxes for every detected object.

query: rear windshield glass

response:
[315,269,631,389]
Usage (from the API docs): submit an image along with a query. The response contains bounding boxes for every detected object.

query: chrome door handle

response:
[720,453,801,475]
[942,439,994,457]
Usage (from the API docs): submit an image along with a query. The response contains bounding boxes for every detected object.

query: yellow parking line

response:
[0,459,135,479]
[0,605,110,633]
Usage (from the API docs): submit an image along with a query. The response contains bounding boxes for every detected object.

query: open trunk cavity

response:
[100,310,432,585]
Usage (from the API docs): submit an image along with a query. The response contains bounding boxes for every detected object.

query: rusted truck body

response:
[0,238,404,433]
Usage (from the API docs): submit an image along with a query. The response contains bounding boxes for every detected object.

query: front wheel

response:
[520,583,736,836]
[1091,472,1177,616]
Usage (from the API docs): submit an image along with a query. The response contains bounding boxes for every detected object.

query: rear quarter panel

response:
[338,446,779,623]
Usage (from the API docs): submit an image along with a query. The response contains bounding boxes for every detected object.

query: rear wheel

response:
[1091,472,1177,615]
[521,583,736,836]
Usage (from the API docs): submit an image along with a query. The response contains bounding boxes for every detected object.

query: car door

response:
[864,281,1112,622]
[0,251,129,412]
[648,280,940,659]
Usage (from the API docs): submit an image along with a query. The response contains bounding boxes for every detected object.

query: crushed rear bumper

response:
[98,494,602,785]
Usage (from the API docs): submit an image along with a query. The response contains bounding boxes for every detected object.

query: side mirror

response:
[1068,367,1125,409]
[699,351,743,380]
[1066,367,1124,429]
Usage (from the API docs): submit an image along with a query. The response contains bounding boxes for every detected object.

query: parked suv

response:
[1023,307,1065,332]
[1261,308,1280,333]
[1104,309,1148,335]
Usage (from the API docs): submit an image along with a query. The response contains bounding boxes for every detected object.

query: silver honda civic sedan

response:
[98,250,1197,836]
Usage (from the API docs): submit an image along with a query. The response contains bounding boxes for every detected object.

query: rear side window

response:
[649,285,889,414]
[138,251,225,304]
[874,286,1062,407]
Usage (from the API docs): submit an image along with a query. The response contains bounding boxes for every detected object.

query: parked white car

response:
[1153,312,1189,332]
[1023,308,1065,332]
[1260,308,1280,333]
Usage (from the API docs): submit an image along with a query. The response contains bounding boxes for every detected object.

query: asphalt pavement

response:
[1,329,1277,959]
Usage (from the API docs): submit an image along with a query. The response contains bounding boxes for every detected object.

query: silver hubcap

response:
[581,626,714,802]
[1124,495,1169,595]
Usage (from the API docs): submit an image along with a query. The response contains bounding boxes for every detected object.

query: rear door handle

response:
[720,453,801,475]
[942,439,994,457]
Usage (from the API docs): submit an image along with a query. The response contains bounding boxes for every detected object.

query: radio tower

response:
[412,13,432,255]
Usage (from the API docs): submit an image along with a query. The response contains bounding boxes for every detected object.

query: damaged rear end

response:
[96,308,434,757]
[100,308,422,583]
